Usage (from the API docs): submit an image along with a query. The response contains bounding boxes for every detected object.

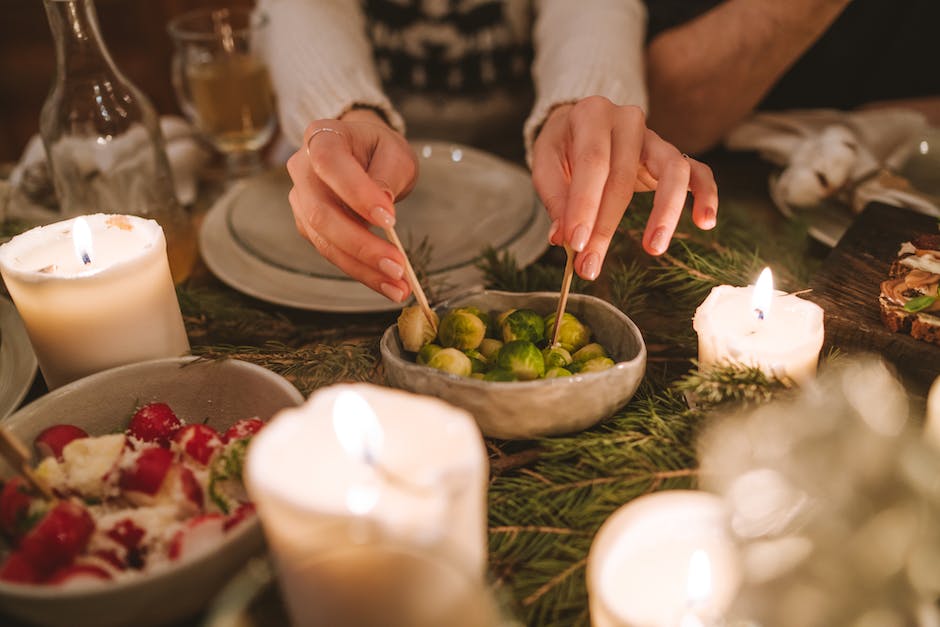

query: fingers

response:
[366,134,419,202]
[639,129,691,255]
[286,150,410,301]
[531,114,571,247]
[562,99,613,254]
[687,158,719,230]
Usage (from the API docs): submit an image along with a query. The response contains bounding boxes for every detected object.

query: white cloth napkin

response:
[5,116,211,220]
[725,108,939,217]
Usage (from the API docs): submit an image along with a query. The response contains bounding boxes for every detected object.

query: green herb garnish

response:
[904,294,938,313]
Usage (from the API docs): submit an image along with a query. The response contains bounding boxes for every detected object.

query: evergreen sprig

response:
[674,360,795,407]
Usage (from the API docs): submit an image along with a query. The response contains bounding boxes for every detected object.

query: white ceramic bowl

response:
[0,357,303,627]
[381,290,647,439]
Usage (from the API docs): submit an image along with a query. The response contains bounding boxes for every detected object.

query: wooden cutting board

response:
[807,202,940,392]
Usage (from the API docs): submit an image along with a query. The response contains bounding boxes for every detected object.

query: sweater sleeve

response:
[524,0,649,164]
[256,0,405,148]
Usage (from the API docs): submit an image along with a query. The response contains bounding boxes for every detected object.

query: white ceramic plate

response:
[0,296,37,418]
[199,141,551,312]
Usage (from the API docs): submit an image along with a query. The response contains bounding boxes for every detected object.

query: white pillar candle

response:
[245,383,489,625]
[692,268,824,384]
[0,214,189,389]
[587,490,741,627]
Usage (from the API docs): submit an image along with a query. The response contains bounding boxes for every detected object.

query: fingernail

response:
[570,224,590,252]
[371,206,395,227]
[581,252,600,280]
[380,282,405,302]
[548,219,560,244]
[379,257,404,280]
[703,207,717,228]
[649,227,669,254]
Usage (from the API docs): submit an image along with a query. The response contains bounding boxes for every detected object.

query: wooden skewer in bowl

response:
[0,428,57,500]
[384,225,437,333]
[550,244,576,347]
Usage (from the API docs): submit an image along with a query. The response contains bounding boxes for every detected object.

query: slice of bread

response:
[879,237,940,347]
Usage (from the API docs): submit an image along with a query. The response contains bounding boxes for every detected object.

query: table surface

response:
[3,150,895,627]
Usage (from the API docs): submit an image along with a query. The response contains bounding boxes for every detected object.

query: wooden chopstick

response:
[0,428,57,500]
[384,225,437,333]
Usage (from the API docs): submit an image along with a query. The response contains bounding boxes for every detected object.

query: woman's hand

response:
[531,96,719,280]
[285,108,418,302]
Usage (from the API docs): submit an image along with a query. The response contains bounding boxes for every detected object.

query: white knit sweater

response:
[258,0,648,164]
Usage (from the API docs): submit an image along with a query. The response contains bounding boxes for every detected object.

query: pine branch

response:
[476,247,591,294]
[674,360,795,407]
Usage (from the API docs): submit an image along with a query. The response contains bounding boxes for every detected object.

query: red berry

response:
[223,418,264,443]
[19,500,95,578]
[173,424,222,466]
[119,448,174,497]
[127,403,183,447]
[223,502,256,532]
[0,477,34,541]
[34,425,89,460]
[0,551,40,584]
[178,465,204,512]
[105,518,145,552]
[47,563,112,585]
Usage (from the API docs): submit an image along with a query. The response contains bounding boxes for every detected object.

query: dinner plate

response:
[768,172,850,248]
[199,141,551,312]
[0,296,37,418]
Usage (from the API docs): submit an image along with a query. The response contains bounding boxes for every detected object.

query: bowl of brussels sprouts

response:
[380,289,647,439]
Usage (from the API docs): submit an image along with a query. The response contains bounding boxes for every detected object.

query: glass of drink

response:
[168,7,276,178]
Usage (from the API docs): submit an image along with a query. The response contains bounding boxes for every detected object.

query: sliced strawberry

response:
[179,465,204,512]
[105,518,145,553]
[222,418,264,443]
[34,425,89,460]
[119,448,174,497]
[173,424,222,466]
[0,551,40,584]
[47,563,112,586]
[168,513,225,561]
[0,477,33,540]
[18,500,95,578]
[127,403,183,447]
[223,502,256,532]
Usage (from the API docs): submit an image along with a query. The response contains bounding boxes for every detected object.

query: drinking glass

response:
[168,7,276,177]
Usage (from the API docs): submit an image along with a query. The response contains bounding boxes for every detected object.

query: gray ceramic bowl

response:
[381,290,647,439]
[0,357,303,627]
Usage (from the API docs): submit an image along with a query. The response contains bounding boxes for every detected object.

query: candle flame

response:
[72,217,93,265]
[751,267,773,321]
[686,549,712,605]
[332,390,383,514]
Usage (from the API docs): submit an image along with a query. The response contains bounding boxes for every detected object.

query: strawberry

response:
[173,424,222,466]
[0,551,40,584]
[47,563,112,586]
[18,500,95,578]
[0,477,34,540]
[223,502,256,532]
[119,447,174,497]
[179,465,204,512]
[105,518,145,553]
[168,513,225,561]
[222,418,264,443]
[34,424,89,460]
[127,403,183,447]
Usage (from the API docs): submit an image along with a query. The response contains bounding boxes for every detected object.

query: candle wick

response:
[81,251,91,265]
[754,308,765,321]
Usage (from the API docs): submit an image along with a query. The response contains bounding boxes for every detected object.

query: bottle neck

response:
[44,0,118,78]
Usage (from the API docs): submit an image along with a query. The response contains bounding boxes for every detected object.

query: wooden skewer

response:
[0,428,57,500]
[384,225,437,333]
[550,244,576,347]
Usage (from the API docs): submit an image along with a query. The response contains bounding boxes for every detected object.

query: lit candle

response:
[692,268,824,384]
[587,490,741,627]
[0,214,189,389]
[245,383,489,625]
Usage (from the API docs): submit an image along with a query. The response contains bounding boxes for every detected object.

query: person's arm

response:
[257,0,404,147]
[646,0,853,154]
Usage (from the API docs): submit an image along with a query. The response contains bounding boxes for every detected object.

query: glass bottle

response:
[40,0,197,283]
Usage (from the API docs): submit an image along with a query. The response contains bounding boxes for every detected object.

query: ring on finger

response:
[306,127,346,157]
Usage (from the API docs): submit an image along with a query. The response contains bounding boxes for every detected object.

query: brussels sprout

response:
[438,311,486,350]
[545,367,573,378]
[397,306,439,352]
[453,306,491,334]
[417,343,442,365]
[542,346,572,369]
[483,369,517,382]
[478,338,504,362]
[544,312,591,352]
[578,357,615,373]
[463,349,488,374]
[495,308,517,328]
[427,348,472,377]
[501,309,545,344]
[496,340,545,381]
[572,342,608,363]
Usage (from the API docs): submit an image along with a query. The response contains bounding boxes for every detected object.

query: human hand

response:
[285,108,418,302]
[531,96,719,280]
